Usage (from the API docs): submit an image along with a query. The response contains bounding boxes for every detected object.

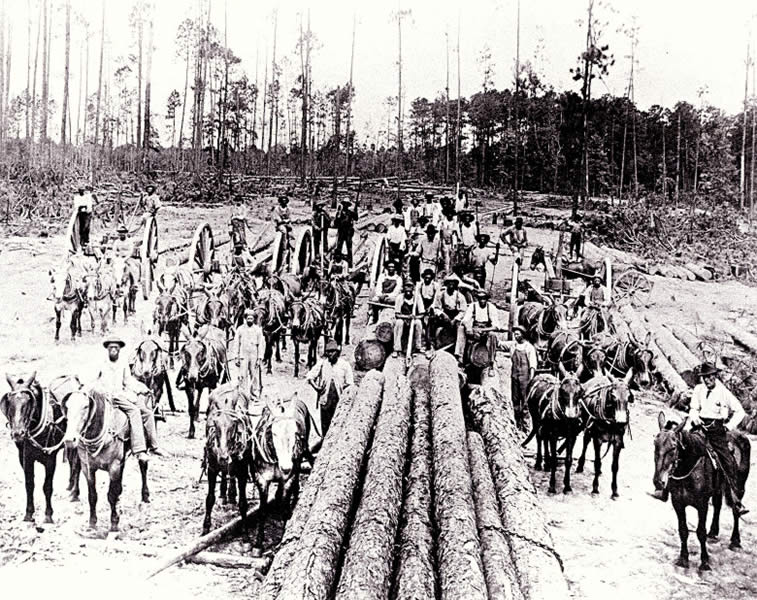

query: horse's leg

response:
[253,481,269,558]
[673,500,689,568]
[86,468,98,529]
[576,429,591,473]
[610,440,622,499]
[548,436,558,494]
[697,503,711,571]
[563,435,575,494]
[345,315,351,345]
[107,462,125,531]
[592,435,602,495]
[21,447,35,521]
[264,338,273,375]
[293,339,300,377]
[276,334,282,362]
[68,449,81,501]
[708,486,722,539]
[534,428,543,471]
[235,463,249,544]
[139,456,150,503]
[730,504,742,550]
[42,455,57,523]
[203,464,217,535]
[186,387,196,439]
[54,307,61,341]
[220,469,228,504]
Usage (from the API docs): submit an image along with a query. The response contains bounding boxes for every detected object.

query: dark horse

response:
[518,300,569,346]
[653,413,751,570]
[1,373,81,522]
[522,366,584,494]
[590,331,655,389]
[530,246,603,280]
[250,393,311,556]
[254,289,289,375]
[63,389,151,531]
[178,324,228,438]
[575,371,634,497]
[203,383,253,535]
[546,330,584,374]
[153,285,186,369]
[131,337,177,413]
[288,296,326,377]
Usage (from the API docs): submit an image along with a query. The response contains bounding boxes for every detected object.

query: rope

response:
[79,395,115,457]
[670,456,705,481]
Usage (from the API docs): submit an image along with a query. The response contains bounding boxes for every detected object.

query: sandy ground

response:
[1,198,757,599]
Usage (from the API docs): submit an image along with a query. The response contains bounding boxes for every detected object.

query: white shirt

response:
[234,323,264,361]
[459,223,477,247]
[73,192,93,212]
[386,226,407,249]
[690,381,745,430]
[374,273,403,300]
[434,289,467,315]
[306,358,354,395]
[461,302,502,330]
[113,238,133,259]
[502,340,538,371]
[96,356,138,397]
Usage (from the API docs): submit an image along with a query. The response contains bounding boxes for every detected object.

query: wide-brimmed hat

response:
[314,200,326,209]
[145,184,156,192]
[699,362,721,377]
[103,337,125,349]
[422,267,436,278]
[426,223,437,232]
[591,275,602,283]
[341,198,353,206]
[515,216,523,224]
[278,195,289,203]
[443,275,459,286]
[325,340,340,353]
[475,289,490,299]
[476,233,490,243]
[424,192,434,199]
[116,224,128,234]
[512,325,526,334]
[244,308,255,318]
[391,214,403,222]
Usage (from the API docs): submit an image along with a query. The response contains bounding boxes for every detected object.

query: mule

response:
[575,370,634,497]
[522,366,584,494]
[255,289,289,375]
[131,338,177,413]
[63,388,151,531]
[112,257,138,322]
[518,300,569,346]
[49,267,84,341]
[154,287,186,369]
[324,278,357,345]
[288,296,325,377]
[588,331,655,389]
[530,246,602,280]
[578,305,610,340]
[653,413,751,570]
[1,373,82,522]
[546,330,583,374]
[83,264,117,334]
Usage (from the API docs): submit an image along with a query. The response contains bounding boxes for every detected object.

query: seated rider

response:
[385,214,408,269]
[416,268,439,350]
[455,289,502,376]
[329,251,350,280]
[392,281,424,358]
[370,261,403,324]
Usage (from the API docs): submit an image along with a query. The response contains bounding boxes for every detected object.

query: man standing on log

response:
[392,281,424,358]
[232,309,264,399]
[385,215,408,269]
[470,233,498,289]
[455,289,502,376]
[501,325,538,420]
[500,216,529,266]
[370,261,403,324]
[334,197,358,266]
[311,200,330,260]
[564,213,584,260]
[73,186,94,251]
[306,340,354,439]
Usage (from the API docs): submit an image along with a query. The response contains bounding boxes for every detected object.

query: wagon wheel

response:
[613,269,653,307]
[188,222,215,283]
[292,228,314,275]
[141,216,159,300]
[66,209,80,254]
[369,235,387,289]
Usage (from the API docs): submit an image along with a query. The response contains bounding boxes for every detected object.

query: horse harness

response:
[3,383,68,454]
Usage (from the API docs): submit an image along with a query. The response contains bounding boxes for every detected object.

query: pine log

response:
[684,262,713,281]
[717,320,757,357]
[678,266,696,281]
[468,371,569,600]
[667,325,706,359]
[186,551,270,571]
[643,314,699,385]
[273,371,384,600]
[335,358,411,599]
[428,351,488,600]
[467,430,523,600]
[393,363,436,600]
[258,387,357,600]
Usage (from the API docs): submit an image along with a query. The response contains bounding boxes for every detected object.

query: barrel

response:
[469,341,491,368]
[354,339,387,371]
[375,321,394,344]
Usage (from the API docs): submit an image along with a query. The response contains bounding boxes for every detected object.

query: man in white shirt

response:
[306,339,354,439]
[686,362,748,515]
[414,223,441,276]
[404,196,422,231]
[439,211,458,272]
[73,187,94,250]
[393,281,424,357]
[385,215,408,268]
[232,309,264,398]
[501,326,538,417]
[455,289,502,375]
[143,184,162,216]
[457,210,478,270]
[93,338,166,463]
[421,192,441,227]
[371,261,403,323]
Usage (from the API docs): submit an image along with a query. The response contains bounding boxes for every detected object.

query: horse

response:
[178,324,228,438]
[62,388,151,531]
[49,267,85,341]
[522,366,584,494]
[575,370,634,497]
[202,383,254,535]
[530,246,602,280]
[323,278,357,345]
[1,373,82,522]
[250,393,312,556]
[112,256,139,322]
[195,289,231,333]
[578,305,611,340]
[592,331,655,389]
[83,263,117,334]
[254,289,289,375]
[518,300,569,346]
[288,295,325,377]
[154,286,186,369]
[131,338,177,413]
[653,412,751,570]
[546,330,583,375]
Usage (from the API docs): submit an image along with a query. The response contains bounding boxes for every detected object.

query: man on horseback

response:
[113,224,134,259]
[94,338,167,463]
[371,261,403,324]
[328,251,350,280]
[470,233,498,289]
[685,362,748,516]
[455,289,502,376]
[500,216,528,265]
[232,309,264,399]
[575,275,610,336]
[393,281,424,358]
[386,215,408,269]
[306,340,353,438]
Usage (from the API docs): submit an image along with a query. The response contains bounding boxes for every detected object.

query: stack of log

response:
[258,350,569,599]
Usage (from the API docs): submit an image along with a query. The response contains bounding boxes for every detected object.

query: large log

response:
[186,551,269,571]
[467,430,523,600]
[393,363,437,600]
[274,371,385,600]
[667,324,706,360]
[428,351,488,600]
[335,358,412,599]
[642,314,699,386]
[717,319,757,357]
[258,387,357,600]
[468,372,569,600]
[684,262,713,281]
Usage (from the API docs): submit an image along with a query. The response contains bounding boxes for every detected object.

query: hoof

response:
[250,547,262,558]
[699,562,711,572]
[188,431,195,440]
[591,489,599,495]
[534,463,542,471]
[547,487,557,495]
[576,466,584,474]
[23,514,34,522]
[674,558,689,569]
[202,526,210,536]
[729,542,742,550]
[69,492,80,502]
[142,495,151,504]
[88,522,97,530]
[44,515,54,524]
[611,492,619,500]
[563,487,573,494]
[707,532,719,540]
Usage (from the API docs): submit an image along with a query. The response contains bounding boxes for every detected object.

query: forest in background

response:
[0,0,754,218]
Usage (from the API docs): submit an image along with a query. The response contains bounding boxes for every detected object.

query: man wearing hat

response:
[684,362,748,515]
[385,215,408,268]
[501,325,538,419]
[414,223,441,280]
[329,251,350,280]
[439,210,458,272]
[404,195,422,231]
[93,337,166,463]
[232,309,264,398]
[433,275,468,324]
[306,340,354,440]
[500,216,529,265]
[393,281,424,357]
[73,185,94,251]
[142,184,162,216]
[272,195,292,235]
[311,200,331,259]
[421,192,441,227]
[334,197,358,266]
[456,289,502,375]
[470,233,499,289]
[371,261,403,323]
[564,212,584,260]
[574,275,610,333]
[113,223,135,260]
[457,210,478,270]
[416,268,439,349]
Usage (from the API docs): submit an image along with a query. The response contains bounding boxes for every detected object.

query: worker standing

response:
[470,233,498,289]
[232,309,265,398]
[306,340,354,439]
[334,197,358,266]
[501,325,538,420]
[73,186,94,251]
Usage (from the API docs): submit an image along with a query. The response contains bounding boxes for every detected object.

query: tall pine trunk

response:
[92,0,105,179]
[674,113,681,206]
[143,8,154,168]
[136,9,143,154]
[740,42,750,209]
[61,0,71,151]
[177,41,190,168]
[345,13,356,178]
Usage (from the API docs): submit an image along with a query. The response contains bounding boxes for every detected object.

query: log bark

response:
[667,325,706,359]
[336,358,411,599]
[258,386,357,600]
[642,314,699,386]
[467,371,569,600]
[186,551,270,570]
[274,370,385,600]
[684,262,712,281]
[468,430,523,600]
[428,351,488,600]
[717,319,757,357]
[393,362,436,600]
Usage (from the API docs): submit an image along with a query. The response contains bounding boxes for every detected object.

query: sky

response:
[2,0,756,146]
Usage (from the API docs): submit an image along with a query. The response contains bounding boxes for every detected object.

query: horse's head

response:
[1,373,40,442]
[289,301,305,332]
[630,332,655,388]
[154,292,178,328]
[182,336,208,383]
[530,246,545,271]
[653,411,682,495]
[49,268,71,302]
[133,339,163,382]
[207,389,247,468]
[266,394,305,476]
[557,364,583,420]
[203,295,228,329]
[62,390,94,449]
[549,302,569,331]
[604,369,634,424]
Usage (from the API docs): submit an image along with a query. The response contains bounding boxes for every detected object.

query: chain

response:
[501,527,566,573]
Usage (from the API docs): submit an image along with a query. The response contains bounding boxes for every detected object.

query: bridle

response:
[3,385,66,454]
[207,407,251,462]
